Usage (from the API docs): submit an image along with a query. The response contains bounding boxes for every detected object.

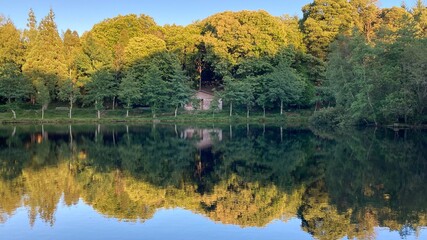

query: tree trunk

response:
[11,109,16,119]
[42,107,44,120]
[247,106,249,118]
[229,101,233,117]
[126,109,129,118]
[126,125,130,142]
[263,105,266,118]
[280,126,283,142]
[112,96,116,110]
[97,110,100,119]
[263,123,265,136]
[246,123,249,137]
[174,107,178,118]
[280,100,283,115]
[198,64,202,91]
[69,125,73,148]
[69,99,73,119]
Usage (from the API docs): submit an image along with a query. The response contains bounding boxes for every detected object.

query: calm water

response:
[0,124,426,240]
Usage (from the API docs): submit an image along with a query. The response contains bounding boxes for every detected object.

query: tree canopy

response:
[0,3,426,125]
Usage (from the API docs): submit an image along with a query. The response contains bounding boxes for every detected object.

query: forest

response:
[0,0,426,125]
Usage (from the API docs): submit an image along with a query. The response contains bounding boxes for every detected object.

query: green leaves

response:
[118,71,142,110]
[84,69,115,111]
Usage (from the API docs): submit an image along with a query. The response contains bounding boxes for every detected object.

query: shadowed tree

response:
[118,72,142,118]
[84,69,115,119]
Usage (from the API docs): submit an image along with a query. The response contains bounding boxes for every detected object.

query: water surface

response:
[0,124,426,239]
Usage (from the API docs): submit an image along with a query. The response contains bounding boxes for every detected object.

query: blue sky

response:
[1,0,407,34]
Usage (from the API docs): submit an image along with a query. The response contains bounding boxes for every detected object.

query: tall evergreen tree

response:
[22,9,67,100]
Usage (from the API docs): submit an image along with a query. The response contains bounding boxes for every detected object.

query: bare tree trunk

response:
[174,107,178,117]
[42,124,46,140]
[126,109,129,118]
[97,110,100,119]
[126,125,130,142]
[280,100,283,115]
[198,64,202,91]
[229,124,232,140]
[11,109,16,119]
[280,126,283,142]
[42,107,44,120]
[246,123,249,137]
[229,101,233,117]
[263,105,266,118]
[246,106,249,118]
[263,123,265,137]
[112,96,116,110]
[69,99,73,119]
[12,126,16,137]
[69,125,73,149]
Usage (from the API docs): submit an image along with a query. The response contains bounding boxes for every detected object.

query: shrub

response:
[309,107,343,126]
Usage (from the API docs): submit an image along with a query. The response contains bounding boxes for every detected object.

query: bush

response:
[0,104,10,113]
[309,107,343,126]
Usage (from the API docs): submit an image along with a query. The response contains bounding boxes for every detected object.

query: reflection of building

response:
[184,90,222,111]
[182,128,222,149]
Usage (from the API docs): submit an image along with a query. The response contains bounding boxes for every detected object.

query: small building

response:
[185,90,222,111]
[182,128,223,150]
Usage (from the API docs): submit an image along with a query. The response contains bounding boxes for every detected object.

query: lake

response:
[0,124,426,240]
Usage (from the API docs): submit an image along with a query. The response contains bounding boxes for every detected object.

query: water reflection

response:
[0,124,426,239]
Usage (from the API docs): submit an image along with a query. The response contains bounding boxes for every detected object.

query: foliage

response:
[118,71,142,117]
[142,65,169,118]
[84,69,115,118]
[309,107,343,126]
[0,5,426,124]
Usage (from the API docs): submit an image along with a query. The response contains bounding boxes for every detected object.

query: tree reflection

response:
[0,124,425,239]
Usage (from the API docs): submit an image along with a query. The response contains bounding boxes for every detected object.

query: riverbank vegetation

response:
[0,0,426,126]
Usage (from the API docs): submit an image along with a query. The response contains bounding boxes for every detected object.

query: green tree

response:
[35,80,50,120]
[84,69,115,119]
[23,8,67,92]
[0,63,31,119]
[118,72,142,117]
[0,17,25,66]
[124,35,166,64]
[235,57,275,117]
[88,14,160,53]
[301,0,357,59]
[22,8,38,55]
[63,29,81,80]
[142,65,168,118]
[167,63,194,117]
[350,0,381,42]
[412,0,427,36]
[58,78,80,119]
[267,62,306,115]
[220,77,254,117]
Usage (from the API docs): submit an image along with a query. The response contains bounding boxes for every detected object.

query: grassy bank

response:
[0,108,311,126]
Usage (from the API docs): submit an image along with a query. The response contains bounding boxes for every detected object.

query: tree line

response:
[0,0,426,125]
